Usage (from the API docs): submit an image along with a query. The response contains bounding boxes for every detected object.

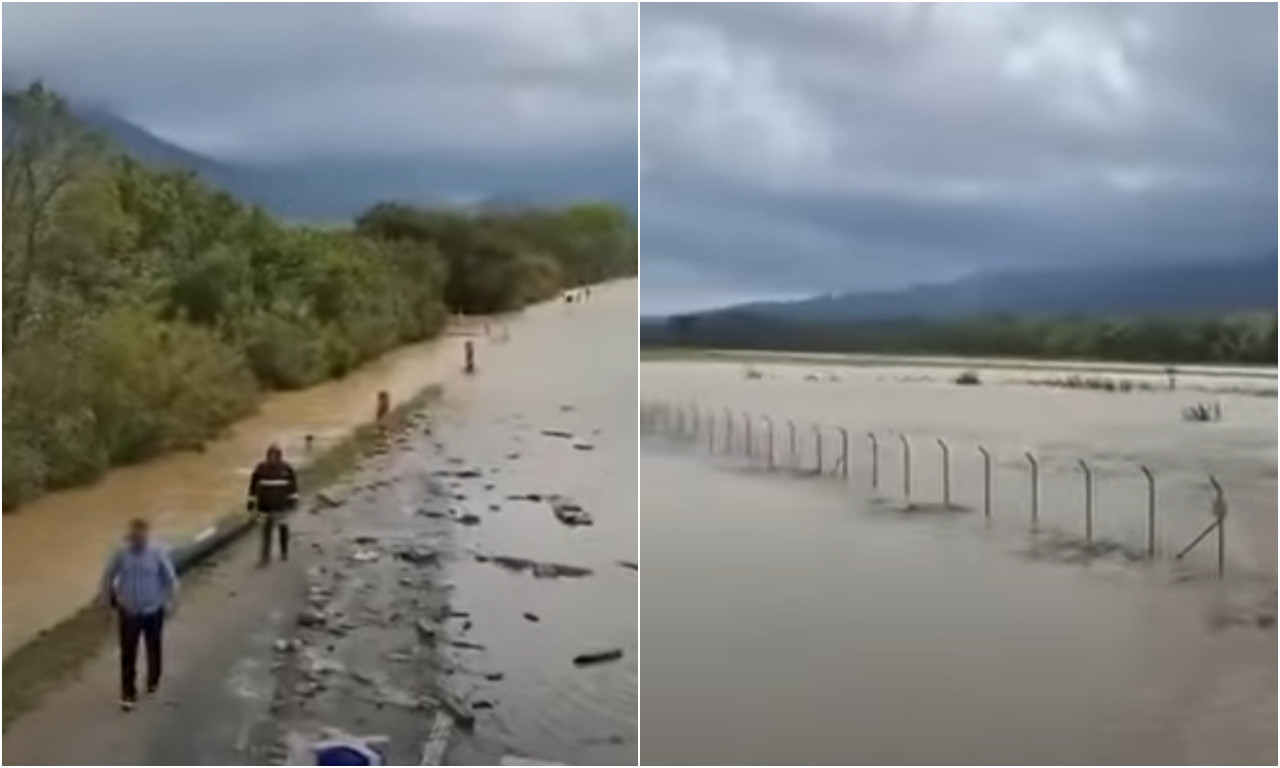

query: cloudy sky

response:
[4,2,636,201]
[641,3,1277,314]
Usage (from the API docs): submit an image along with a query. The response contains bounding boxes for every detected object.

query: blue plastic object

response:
[313,741,386,766]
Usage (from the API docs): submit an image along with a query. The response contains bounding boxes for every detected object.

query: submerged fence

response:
[640,399,1231,578]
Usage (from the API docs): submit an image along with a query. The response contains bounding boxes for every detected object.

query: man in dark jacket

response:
[247,444,298,565]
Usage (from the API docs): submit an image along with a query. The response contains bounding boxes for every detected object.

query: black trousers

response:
[259,513,290,562]
[118,609,164,699]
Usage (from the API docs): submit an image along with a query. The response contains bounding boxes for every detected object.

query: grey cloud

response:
[4,3,637,162]
[641,2,1276,311]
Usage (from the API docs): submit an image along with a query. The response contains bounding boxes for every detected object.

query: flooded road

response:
[4,324,479,655]
[424,280,637,764]
[2,281,636,767]
[640,359,1275,765]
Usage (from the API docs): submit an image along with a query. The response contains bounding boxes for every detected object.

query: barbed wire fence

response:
[641,398,1230,579]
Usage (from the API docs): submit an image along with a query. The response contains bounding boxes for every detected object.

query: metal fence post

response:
[763,416,775,470]
[1078,459,1093,545]
[936,438,951,508]
[899,434,911,500]
[788,420,797,468]
[837,427,849,478]
[1025,452,1039,529]
[724,407,733,453]
[814,424,823,475]
[977,446,991,519]
[1210,475,1226,579]
[744,412,753,459]
[868,432,879,490]
[1140,465,1155,559]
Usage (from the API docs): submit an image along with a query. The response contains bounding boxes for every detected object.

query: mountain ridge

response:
[658,256,1277,322]
[5,94,637,221]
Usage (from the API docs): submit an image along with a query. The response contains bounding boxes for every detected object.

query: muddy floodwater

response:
[641,358,1275,765]
[3,325,469,655]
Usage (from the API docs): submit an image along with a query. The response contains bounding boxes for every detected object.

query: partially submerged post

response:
[813,424,824,475]
[868,432,879,490]
[1139,465,1156,559]
[1078,459,1093,545]
[1211,475,1227,579]
[762,416,775,470]
[1025,452,1039,529]
[1174,476,1227,579]
[936,438,951,508]
[899,434,911,500]
[977,446,992,519]
[744,412,753,458]
[836,427,849,478]
[787,420,797,468]
[724,407,734,453]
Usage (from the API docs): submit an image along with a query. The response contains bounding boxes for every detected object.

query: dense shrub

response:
[2,83,635,509]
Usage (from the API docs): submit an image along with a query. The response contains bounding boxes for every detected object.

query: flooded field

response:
[640,358,1276,765]
[2,324,470,655]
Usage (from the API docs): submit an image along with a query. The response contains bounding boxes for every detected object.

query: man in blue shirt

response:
[99,518,179,710]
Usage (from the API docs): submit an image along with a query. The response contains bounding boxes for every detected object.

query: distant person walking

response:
[376,390,391,436]
[247,444,299,565]
[99,518,178,711]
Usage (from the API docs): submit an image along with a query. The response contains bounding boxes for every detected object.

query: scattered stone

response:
[455,469,482,479]
[573,648,624,667]
[572,442,595,451]
[273,639,297,653]
[560,404,574,412]
[354,535,379,546]
[548,495,593,526]
[472,700,495,710]
[1258,612,1276,629]
[416,619,438,642]
[523,612,540,623]
[488,555,593,579]
[541,429,574,439]
[488,504,501,512]
[437,690,476,730]
[451,640,486,651]
[315,490,344,509]
[484,672,505,682]
[617,561,638,571]
[296,610,327,628]
[350,549,380,564]
[456,513,482,526]
[506,452,521,460]
[418,508,448,519]
[394,545,437,565]
[447,609,471,618]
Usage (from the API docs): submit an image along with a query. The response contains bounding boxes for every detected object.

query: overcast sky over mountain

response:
[641,3,1277,314]
[3,3,636,202]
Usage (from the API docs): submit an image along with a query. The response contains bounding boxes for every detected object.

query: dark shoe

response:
[146,684,158,697]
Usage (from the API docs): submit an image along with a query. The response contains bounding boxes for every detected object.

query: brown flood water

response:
[641,359,1276,765]
[7,306,515,656]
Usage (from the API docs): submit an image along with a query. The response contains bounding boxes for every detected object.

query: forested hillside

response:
[3,82,636,509]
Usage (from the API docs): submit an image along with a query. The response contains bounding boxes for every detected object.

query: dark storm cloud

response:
[3,3,637,163]
[640,2,1277,314]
